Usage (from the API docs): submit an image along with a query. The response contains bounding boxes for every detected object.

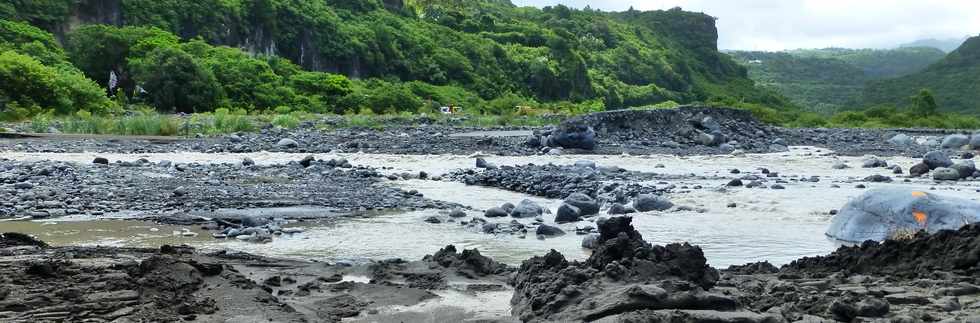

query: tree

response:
[0,50,111,117]
[910,89,938,117]
[130,46,221,113]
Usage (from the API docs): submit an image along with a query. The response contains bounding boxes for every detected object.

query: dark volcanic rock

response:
[923,150,953,170]
[484,207,509,218]
[448,163,663,199]
[555,203,582,224]
[909,162,930,177]
[511,199,544,218]
[535,224,565,237]
[633,194,673,212]
[546,123,596,150]
[786,223,980,277]
[510,217,723,322]
[563,192,599,216]
[424,245,514,278]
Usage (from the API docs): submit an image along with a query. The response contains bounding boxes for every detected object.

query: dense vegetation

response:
[1,0,797,124]
[899,37,969,53]
[727,47,946,113]
[863,35,980,114]
[1,0,976,133]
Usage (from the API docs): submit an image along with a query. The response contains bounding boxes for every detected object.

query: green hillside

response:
[728,47,946,113]
[863,35,980,114]
[0,0,791,120]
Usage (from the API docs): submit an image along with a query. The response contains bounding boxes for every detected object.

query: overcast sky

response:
[511,0,980,51]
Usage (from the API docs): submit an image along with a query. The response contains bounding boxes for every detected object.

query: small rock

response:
[909,163,930,177]
[448,209,467,218]
[535,224,564,237]
[633,195,673,212]
[276,138,299,148]
[93,157,109,165]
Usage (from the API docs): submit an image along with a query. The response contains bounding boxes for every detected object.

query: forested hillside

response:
[0,0,790,120]
[728,47,946,113]
[864,35,980,114]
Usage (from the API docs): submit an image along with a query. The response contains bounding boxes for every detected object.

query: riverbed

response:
[3,146,979,267]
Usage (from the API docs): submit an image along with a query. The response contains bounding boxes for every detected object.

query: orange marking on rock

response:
[911,191,927,198]
[913,211,927,225]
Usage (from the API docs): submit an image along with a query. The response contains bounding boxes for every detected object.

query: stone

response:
[535,224,565,237]
[276,138,299,148]
[424,216,441,224]
[484,207,508,218]
[93,157,110,165]
[511,200,544,218]
[581,234,599,249]
[951,160,976,179]
[862,157,887,168]
[856,298,890,317]
[909,163,930,177]
[923,150,953,170]
[13,182,33,190]
[970,133,980,148]
[863,175,892,183]
[633,194,673,212]
[299,155,315,168]
[547,123,596,150]
[475,158,490,169]
[726,179,743,187]
[448,209,467,218]
[941,134,969,149]
[884,292,930,305]
[933,167,961,181]
[555,203,582,224]
[564,193,599,216]
[888,133,913,146]
[832,161,850,169]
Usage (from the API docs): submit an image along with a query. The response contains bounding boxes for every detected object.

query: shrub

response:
[0,50,112,118]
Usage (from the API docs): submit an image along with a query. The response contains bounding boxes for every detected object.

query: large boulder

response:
[951,160,977,179]
[511,217,723,322]
[909,163,930,177]
[970,133,980,148]
[940,134,969,149]
[922,151,953,170]
[633,194,673,212]
[511,199,544,218]
[547,123,596,150]
[555,203,582,224]
[563,193,599,216]
[887,134,913,146]
[932,167,961,181]
[535,224,565,237]
[826,189,980,242]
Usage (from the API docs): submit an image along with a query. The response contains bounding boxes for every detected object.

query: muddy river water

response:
[4,147,980,268]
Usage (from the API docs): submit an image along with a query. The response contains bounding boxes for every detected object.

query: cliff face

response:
[3,0,787,109]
